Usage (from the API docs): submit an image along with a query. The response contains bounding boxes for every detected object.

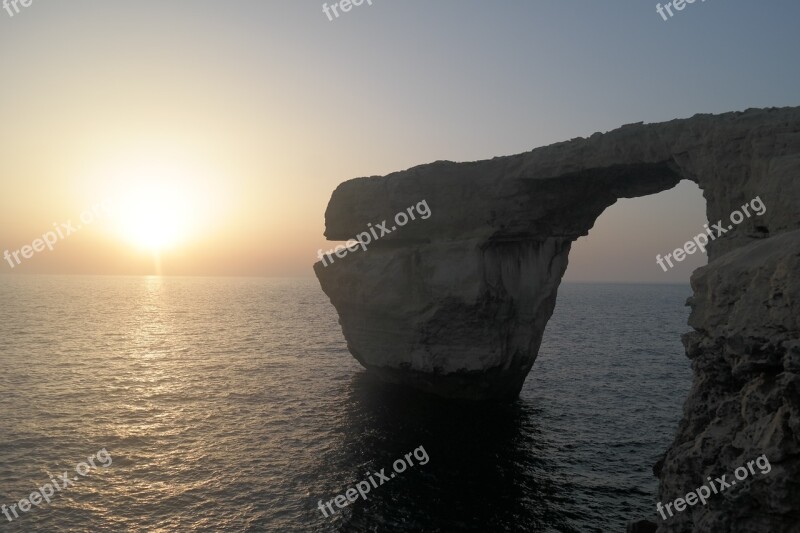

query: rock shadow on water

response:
[324,371,584,533]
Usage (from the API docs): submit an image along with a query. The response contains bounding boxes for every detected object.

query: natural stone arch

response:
[315,107,800,532]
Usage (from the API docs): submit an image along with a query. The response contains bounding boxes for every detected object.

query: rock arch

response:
[315,107,800,531]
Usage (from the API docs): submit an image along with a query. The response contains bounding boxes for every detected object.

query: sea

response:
[0,276,692,532]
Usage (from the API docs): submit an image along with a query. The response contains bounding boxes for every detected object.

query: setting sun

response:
[115,182,191,251]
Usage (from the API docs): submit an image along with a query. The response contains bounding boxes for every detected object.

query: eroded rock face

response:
[659,230,800,532]
[314,107,800,530]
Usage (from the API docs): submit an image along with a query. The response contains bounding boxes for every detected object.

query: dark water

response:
[0,276,691,532]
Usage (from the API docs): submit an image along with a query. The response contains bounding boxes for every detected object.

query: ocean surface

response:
[0,276,692,532]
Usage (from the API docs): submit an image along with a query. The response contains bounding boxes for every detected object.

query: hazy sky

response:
[1,1,798,282]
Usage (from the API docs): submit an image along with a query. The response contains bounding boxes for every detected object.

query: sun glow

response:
[105,159,201,252]
[86,153,230,263]
[117,183,189,251]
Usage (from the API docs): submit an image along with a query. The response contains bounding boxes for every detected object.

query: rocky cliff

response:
[314,107,800,531]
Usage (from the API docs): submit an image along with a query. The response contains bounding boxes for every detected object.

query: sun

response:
[116,182,191,251]
[93,154,225,257]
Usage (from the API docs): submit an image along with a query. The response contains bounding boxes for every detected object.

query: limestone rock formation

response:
[659,228,800,532]
[314,107,800,531]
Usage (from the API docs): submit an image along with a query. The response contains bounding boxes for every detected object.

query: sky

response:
[1,0,798,282]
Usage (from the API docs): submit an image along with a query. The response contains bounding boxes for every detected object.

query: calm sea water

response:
[0,276,692,532]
